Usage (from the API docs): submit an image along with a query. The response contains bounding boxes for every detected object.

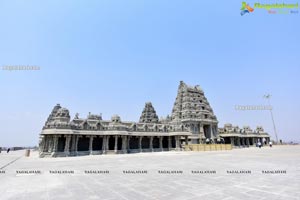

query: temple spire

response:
[171,81,217,121]
[139,102,159,123]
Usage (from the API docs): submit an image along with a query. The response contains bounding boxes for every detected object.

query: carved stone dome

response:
[55,108,70,118]
[111,115,121,123]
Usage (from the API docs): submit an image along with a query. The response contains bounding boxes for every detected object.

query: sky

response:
[0,0,299,147]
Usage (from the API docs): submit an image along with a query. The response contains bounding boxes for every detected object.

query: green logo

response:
[241,2,254,16]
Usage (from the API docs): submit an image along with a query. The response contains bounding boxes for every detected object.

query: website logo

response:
[241,2,254,16]
[240,2,299,15]
[254,3,299,14]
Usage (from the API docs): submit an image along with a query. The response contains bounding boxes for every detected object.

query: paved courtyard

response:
[0,146,299,200]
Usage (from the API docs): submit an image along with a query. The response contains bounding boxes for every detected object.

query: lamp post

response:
[263,94,278,144]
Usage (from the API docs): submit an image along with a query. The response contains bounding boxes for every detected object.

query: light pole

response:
[263,94,278,144]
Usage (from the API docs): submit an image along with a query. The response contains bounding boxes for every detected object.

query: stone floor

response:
[0,146,299,200]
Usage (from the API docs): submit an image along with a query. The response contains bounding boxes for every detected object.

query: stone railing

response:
[184,144,232,151]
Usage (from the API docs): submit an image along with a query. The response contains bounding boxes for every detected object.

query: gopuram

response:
[39,81,270,157]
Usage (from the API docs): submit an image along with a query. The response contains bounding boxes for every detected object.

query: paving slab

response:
[0,146,299,200]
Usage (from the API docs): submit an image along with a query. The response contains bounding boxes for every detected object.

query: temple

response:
[39,81,270,157]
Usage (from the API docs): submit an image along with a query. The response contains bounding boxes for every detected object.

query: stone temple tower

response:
[45,104,61,126]
[139,102,159,123]
[171,81,218,144]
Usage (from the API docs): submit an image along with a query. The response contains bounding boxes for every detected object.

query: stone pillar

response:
[127,136,131,151]
[70,135,75,153]
[69,136,73,154]
[106,136,110,151]
[48,136,53,153]
[102,136,106,153]
[185,136,188,145]
[230,137,234,146]
[122,136,127,153]
[199,124,204,143]
[75,136,79,155]
[44,137,48,152]
[159,137,163,151]
[150,136,153,152]
[46,137,50,152]
[168,136,172,149]
[39,136,44,152]
[237,137,241,147]
[89,136,94,155]
[114,135,118,153]
[45,137,50,152]
[246,138,250,146]
[175,136,180,150]
[213,126,216,138]
[139,136,142,152]
[40,136,44,152]
[52,135,58,153]
[210,125,214,139]
[39,136,45,153]
[64,135,71,156]
[43,136,49,152]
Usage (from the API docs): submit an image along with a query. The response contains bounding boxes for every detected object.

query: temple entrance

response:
[129,136,139,149]
[203,125,211,138]
[162,137,168,148]
[153,137,159,148]
[92,137,103,151]
[57,136,65,152]
[141,137,150,149]
[77,136,89,151]
[108,136,115,150]
[117,137,122,150]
